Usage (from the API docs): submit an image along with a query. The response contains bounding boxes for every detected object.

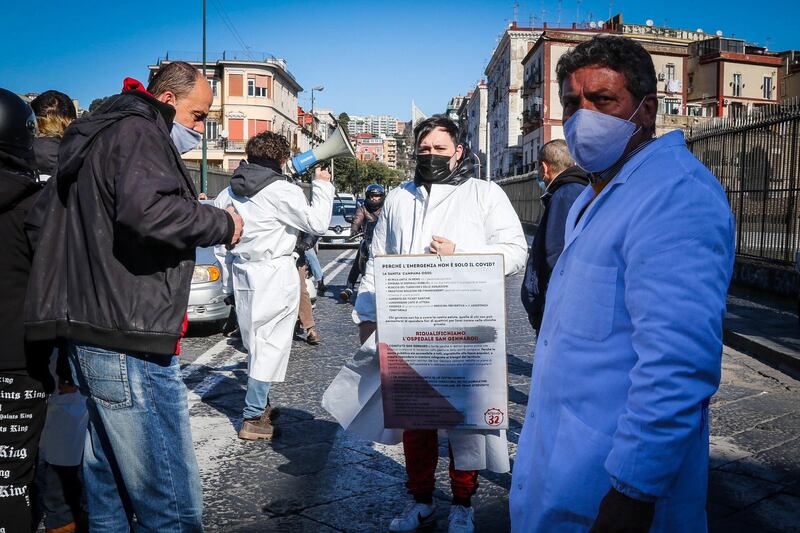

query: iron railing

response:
[687,98,800,265]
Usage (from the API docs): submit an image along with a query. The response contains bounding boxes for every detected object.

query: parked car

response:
[188,245,232,328]
[320,200,358,246]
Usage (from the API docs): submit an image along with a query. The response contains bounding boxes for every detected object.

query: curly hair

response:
[246,131,291,163]
[556,35,656,100]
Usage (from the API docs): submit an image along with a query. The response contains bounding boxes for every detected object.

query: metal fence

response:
[496,173,545,230]
[687,99,800,266]
[184,164,234,197]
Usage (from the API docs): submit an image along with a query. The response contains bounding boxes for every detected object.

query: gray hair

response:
[538,139,574,176]
[147,61,201,99]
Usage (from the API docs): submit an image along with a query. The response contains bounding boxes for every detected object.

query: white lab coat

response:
[215,179,334,382]
[323,178,527,472]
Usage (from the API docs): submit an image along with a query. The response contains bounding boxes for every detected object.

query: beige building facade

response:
[686,38,781,118]
[149,54,303,171]
[779,51,800,100]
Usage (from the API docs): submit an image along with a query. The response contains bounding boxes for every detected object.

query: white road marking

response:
[320,248,356,275]
[325,253,355,283]
[187,349,245,403]
[181,337,231,380]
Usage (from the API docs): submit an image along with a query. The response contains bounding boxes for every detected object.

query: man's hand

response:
[589,488,655,533]
[226,206,244,247]
[359,321,377,344]
[315,167,332,182]
[430,235,456,255]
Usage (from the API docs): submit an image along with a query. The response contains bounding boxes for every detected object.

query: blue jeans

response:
[243,377,271,419]
[68,343,203,533]
[305,249,323,281]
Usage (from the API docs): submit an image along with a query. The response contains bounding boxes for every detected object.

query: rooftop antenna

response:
[576,0,581,25]
[557,0,562,26]
[513,1,519,25]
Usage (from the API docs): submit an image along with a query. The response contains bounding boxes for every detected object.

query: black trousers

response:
[0,371,47,533]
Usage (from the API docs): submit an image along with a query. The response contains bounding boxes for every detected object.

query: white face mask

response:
[170,121,202,154]
[563,99,645,173]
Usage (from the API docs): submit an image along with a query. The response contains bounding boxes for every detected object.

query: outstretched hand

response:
[429,235,455,255]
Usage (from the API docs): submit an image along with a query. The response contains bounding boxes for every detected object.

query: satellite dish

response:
[590,21,597,28]
[645,19,654,27]
[716,30,723,36]
[697,28,704,33]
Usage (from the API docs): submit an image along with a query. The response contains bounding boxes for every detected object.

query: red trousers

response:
[402,429,479,500]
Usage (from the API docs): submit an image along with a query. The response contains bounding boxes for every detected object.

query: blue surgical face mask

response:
[563,99,644,173]
[536,178,547,194]
[170,121,202,154]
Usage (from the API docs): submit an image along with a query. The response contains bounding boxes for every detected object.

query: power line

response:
[210,0,255,60]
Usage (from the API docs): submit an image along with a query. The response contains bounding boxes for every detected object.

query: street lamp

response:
[310,85,324,144]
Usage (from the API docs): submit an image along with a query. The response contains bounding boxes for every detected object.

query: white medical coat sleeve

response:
[352,203,389,324]
[269,179,335,236]
[212,189,235,294]
[604,169,735,498]
[465,183,527,275]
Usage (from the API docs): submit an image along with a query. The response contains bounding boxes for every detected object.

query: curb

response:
[723,328,800,379]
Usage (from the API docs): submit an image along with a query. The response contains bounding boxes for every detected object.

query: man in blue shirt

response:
[521,139,588,332]
[510,35,735,532]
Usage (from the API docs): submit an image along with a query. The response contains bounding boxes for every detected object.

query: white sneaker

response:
[448,505,475,533]
[389,501,436,532]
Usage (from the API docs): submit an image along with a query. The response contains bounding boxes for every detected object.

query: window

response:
[732,73,742,97]
[228,74,243,97]
[665,64,676,81]
[208,78,218,97]
[206,119,219,140]
[246,75,271,98]
[664,98,681,115]
[227,118,244,141]
[763,76,773,99]
[247,119,270,137]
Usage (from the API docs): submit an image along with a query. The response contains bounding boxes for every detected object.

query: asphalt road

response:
[179,248,800,532]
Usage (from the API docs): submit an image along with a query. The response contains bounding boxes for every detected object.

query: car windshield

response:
[332,204,356,217]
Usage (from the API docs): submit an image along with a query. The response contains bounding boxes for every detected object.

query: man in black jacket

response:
[0,88,49,533]
[520,139,589,332]
[25,62,243,532]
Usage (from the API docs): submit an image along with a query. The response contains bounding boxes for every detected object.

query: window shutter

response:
[229,74,243,97]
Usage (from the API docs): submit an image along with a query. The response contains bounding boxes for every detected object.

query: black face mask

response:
[414,154,454,184]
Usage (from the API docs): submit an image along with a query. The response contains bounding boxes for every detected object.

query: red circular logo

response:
[484,408,504,426]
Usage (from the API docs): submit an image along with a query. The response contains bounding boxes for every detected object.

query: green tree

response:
[89,96,112,113]
[337,112,350,132]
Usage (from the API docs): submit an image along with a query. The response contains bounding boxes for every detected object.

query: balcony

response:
[222,140,246,152]
[521,108,543,135]
[521,70,543,97]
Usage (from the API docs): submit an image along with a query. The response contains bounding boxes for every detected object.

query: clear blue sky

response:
[3,0,797,120]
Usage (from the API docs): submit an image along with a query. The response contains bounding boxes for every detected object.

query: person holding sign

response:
[346,116,527,533]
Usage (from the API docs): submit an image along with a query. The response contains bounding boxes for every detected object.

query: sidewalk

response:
[725,286,800,377]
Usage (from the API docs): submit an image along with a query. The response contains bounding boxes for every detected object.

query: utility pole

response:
[201,0,208,194]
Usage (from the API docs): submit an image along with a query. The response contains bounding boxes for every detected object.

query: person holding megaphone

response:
[214,131,334,440]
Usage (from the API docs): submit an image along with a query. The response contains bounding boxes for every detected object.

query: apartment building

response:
[382,136,398,169]
[346,114,399,136]
[485,23,543,178]
[148,52,303,170]
[686,37,782,118]
[779,51,800,100]
[446,95,467,122]
[354,132,384,162]
[458,81,489,178]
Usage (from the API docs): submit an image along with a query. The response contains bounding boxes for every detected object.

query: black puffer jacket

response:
[25,91,235,356]
[0,155,44,372]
